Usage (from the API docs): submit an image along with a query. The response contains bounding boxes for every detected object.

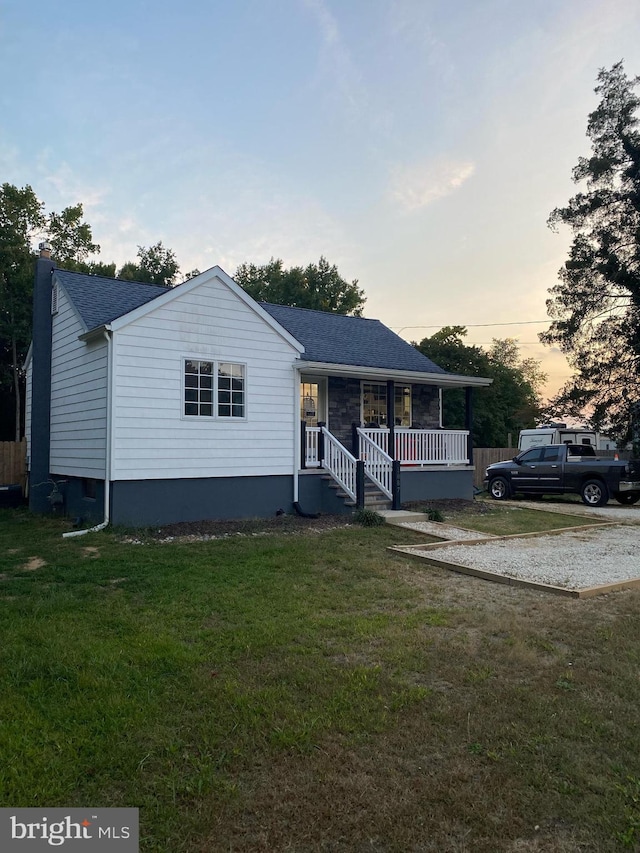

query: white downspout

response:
[63,329,112,538]
[293,366,300,504]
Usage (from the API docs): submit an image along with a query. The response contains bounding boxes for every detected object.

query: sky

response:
[2,0,640,400]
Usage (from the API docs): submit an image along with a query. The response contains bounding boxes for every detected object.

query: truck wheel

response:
[614,493,640,505]
[581,479,609,507]
[489,477,511,501]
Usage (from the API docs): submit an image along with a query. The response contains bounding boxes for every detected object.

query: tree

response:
[541,62,640,449]
[235,256,366,316]
[117,241,180,287]
[47,203,100,268]
[0,186,184,440]
[0,186,102,440]
[416,326,545,447]
[0,184,45,440]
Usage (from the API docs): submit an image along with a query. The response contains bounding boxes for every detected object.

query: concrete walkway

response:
[379,509,495,541]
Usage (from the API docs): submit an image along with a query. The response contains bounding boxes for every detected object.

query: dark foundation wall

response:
[110,476,295,527]
[48,473,352,527]
[400,467,474,502]
[298,472,354,516]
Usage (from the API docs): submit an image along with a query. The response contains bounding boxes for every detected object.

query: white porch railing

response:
[357,429,393,499]
[359,428,469,465]
[305,426,321,467]
[321,427,358,502]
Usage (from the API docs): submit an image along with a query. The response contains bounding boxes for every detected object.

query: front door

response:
[300,378,326,427]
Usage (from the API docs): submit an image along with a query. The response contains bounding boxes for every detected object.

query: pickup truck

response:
[484,444,640,507]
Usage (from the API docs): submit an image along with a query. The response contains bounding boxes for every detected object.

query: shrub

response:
[354,508,385,527]
[427,509,445,523]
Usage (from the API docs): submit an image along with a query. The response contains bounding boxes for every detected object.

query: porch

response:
[302,425,471,469]
[295,371,483,513]
[299,423,474,512]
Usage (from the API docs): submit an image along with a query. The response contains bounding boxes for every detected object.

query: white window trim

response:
[181,357,248,421]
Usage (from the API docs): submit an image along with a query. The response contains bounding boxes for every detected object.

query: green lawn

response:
[1,508,640,852]
[436,502,604,536]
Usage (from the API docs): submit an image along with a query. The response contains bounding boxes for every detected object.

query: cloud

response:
[300,0,366,118]
[302,0,340,45]
[389,158,476,211]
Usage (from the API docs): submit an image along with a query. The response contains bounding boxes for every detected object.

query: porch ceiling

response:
[295,361,492,388]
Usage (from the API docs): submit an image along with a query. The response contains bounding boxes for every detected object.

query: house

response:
[26,246,491,527]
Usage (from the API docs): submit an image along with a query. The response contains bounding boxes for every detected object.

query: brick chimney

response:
[29,243,55,512]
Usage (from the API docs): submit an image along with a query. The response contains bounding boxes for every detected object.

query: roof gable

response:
[259,303,447,374]
[54,267,304,353]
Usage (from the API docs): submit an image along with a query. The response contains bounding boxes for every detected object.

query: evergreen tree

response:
[542,62,640,449]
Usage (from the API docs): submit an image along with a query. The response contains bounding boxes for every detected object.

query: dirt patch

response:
[82,546,100,558]
[138,513,354,542]
[21,557,46,571]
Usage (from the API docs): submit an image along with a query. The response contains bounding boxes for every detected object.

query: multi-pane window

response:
[217,362,245,418]
[361,382,411,427]
[184,360,245,418]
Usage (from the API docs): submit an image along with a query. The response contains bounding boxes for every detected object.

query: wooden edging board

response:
[388,521,640,598]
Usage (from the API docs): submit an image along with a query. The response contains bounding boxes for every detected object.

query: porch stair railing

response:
[320,426,360,504]
[357,428,393,500]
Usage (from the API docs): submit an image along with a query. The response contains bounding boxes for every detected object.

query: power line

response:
[393,320,549,334]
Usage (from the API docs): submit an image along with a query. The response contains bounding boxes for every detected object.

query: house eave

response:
[294,361,492,387]
[79,324,112,342]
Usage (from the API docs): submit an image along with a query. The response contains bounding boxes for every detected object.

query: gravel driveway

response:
[408,525,640,590]
[507,499,640,523]
[396,501,640,593]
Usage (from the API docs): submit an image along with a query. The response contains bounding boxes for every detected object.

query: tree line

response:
[0,184,544,447]
[0,191,367,441]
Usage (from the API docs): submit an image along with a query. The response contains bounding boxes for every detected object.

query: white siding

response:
[49,287,108,477]
[111,275,299,481]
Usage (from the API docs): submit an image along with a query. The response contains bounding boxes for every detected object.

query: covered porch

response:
[296,368,489,511]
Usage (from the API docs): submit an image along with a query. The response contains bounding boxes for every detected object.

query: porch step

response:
[322,475,392,511]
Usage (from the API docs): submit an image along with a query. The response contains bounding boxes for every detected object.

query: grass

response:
[1,506,640,851]
[448,504,603,536]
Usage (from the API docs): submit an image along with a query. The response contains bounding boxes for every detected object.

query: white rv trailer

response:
[518,424,597,451]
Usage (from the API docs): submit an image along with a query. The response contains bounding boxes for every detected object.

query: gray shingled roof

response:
[55,268,447,375]
[54,269,169,330]
[259,302,447,374]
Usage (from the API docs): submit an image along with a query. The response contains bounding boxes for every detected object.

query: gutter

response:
[294,361,493,388]
[293,366,300,505]
[62,329,113,538]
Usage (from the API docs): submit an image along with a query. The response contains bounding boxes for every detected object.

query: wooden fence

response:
[0,439,27,487]
[472,448,515,489]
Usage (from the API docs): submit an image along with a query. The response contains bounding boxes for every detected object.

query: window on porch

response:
[361,382,411,427]
[300,381,319,426]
